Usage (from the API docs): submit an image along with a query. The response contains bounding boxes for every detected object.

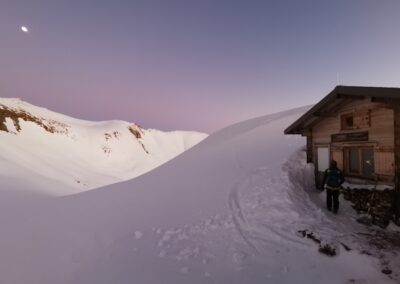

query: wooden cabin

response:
[284,86,400,197]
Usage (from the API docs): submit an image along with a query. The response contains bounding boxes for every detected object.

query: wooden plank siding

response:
[374,151,395,178]
[370,107,395,148]
[310,98,395,182]
[312,116,338,144]
[331,149,343,170]
[313,99,394,147]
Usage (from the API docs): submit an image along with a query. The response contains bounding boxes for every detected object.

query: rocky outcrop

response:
[128,124,149,154]
[128,124,144,139]
[0,104,69,134]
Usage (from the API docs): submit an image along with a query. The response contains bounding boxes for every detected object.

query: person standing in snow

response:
[322,160,344,214]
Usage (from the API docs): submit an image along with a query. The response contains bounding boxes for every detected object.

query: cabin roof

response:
[284,85,400,135]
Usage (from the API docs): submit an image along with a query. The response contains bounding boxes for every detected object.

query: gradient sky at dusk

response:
[1,0,400,132]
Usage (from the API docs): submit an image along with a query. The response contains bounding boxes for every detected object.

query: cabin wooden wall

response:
[375,151,395,176]
[311,98,395,182]
[331,147,343,170]
[312,116,338,145]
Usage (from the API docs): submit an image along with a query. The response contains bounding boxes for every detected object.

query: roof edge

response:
[284,85,400,135]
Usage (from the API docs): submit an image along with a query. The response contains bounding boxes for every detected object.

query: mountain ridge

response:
[0,97,207,194]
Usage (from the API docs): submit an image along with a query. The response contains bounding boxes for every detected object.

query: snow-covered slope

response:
[1,107,396,284]
[0,98,207,194]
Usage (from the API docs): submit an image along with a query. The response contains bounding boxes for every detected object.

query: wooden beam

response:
[371,97,400,105]
[337,94,366,100]
[313,112,337,117]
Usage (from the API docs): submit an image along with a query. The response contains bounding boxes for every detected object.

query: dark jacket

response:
[323,165,345,189]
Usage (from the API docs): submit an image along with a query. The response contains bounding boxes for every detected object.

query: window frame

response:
[343,146,375,179]
[341,112,355,130]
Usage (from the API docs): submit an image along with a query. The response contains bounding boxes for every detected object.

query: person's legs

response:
[332,190,340,214]
[326,188,332,211]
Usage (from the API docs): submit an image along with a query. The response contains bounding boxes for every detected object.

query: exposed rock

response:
[128,124,143,139]
[0,103,69,134]
[381,268,392,275]
[298,229,345,256]
[128,124,149,154]
[298,229,321,244]
[318,244,336,257]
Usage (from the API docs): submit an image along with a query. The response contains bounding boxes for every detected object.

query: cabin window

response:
[341,113,354,130]
[340,110,371,130]
[345,147,374,178]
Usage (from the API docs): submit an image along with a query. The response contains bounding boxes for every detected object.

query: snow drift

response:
[0,98,207,195]
[0,106,395,284]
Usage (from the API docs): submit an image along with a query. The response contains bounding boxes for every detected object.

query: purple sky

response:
[1,1,400,133]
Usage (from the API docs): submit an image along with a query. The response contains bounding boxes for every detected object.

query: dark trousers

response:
[326,188,340,213]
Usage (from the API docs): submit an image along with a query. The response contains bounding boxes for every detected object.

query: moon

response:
[21,26,29,33]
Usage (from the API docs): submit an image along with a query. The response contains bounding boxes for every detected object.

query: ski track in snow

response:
[145,149,399,283]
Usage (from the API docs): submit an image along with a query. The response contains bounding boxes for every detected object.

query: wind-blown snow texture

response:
[0,98,207,195]
[0,106,396,284]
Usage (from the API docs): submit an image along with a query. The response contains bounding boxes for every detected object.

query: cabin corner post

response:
[393,106,400,221]
[305,130,313,163]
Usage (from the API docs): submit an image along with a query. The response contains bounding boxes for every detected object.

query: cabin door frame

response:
[315,145,330,190]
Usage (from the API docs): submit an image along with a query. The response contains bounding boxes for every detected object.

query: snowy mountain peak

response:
[0,97,207,194]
